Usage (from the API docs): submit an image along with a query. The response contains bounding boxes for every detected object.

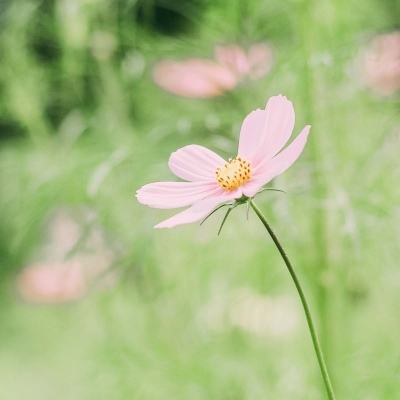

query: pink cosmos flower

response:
[136,95,310,228]
[17,261,86,304]
[153,43,273,98]
[16,208,116,304]
[214,43,272,80]
[361,31,400,96]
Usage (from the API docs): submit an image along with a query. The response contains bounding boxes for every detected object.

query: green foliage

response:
[0,0,399,398]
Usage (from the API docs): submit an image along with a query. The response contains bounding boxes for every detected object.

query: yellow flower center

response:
[215,156,251,191]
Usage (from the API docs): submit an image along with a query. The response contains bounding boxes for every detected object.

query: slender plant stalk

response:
[298,0,332,365]
[250,200,336,400]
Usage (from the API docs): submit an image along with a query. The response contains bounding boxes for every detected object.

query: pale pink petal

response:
[155,190,241,229]
[214,45,251,77]
[362,32,400,96]
[168,144,225,181]
[215,44,273,80]
[242,125,311,197]
[238,95,295,166]
[237,109,266,162]
[248,43,273,79]
[240,180,266,198]
[153,59,237,98]
[136,181,220,209]
[256,95,295,162]
[17,261,86,304]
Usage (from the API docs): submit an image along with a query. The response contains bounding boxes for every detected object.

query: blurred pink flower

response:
[362,31,400,95]
[16,208,116,304]
[136,95,310,228]
[215,43,272,80]
[17,261,86,304]
[153,59,237,98]
[153,43,273,98]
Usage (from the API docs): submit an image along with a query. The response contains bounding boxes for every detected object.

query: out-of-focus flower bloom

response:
[229,288,299,338]
[16,208,116,304]
[153,43,273,98]
[153,59,237,98]
[215,43,272,80]
[361,31,400,96]
[17,261,86,304]
[197,286,299,338]
[136,95,310,228]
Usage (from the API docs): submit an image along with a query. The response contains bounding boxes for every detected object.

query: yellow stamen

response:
[215,156,251,191]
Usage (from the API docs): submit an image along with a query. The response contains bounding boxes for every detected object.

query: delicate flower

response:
[153,59,237,98]
[361,31,400,96]
[17,261,86,304]
[136,95,310,228]
[152,43,273,98]
[16,208,116,304]
[214,43,272,80]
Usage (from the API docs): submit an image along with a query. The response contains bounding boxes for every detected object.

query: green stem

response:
[250,200,336,400]
[298,0,332,365]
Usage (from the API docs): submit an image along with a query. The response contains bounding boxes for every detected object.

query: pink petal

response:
[168,144,226,182]
[362,32,400,96]
[237,108,266,162]
[238,95,295,166]
[242,125,311,197]
[136,181,220,209]
[214,45,251,77]
[240,180,266,198]
[153,59,237,98]
[248,43,273,79]
[17,261,86,304]
[155,190,241,229]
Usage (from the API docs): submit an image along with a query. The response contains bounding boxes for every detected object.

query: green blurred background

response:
[0,0,399,398]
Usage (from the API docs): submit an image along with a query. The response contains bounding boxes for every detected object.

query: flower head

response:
[17,261,87,304]
[153,43,273,98]
[16,208,116,304]
[361,31,400,96]
[136,95,310,228]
